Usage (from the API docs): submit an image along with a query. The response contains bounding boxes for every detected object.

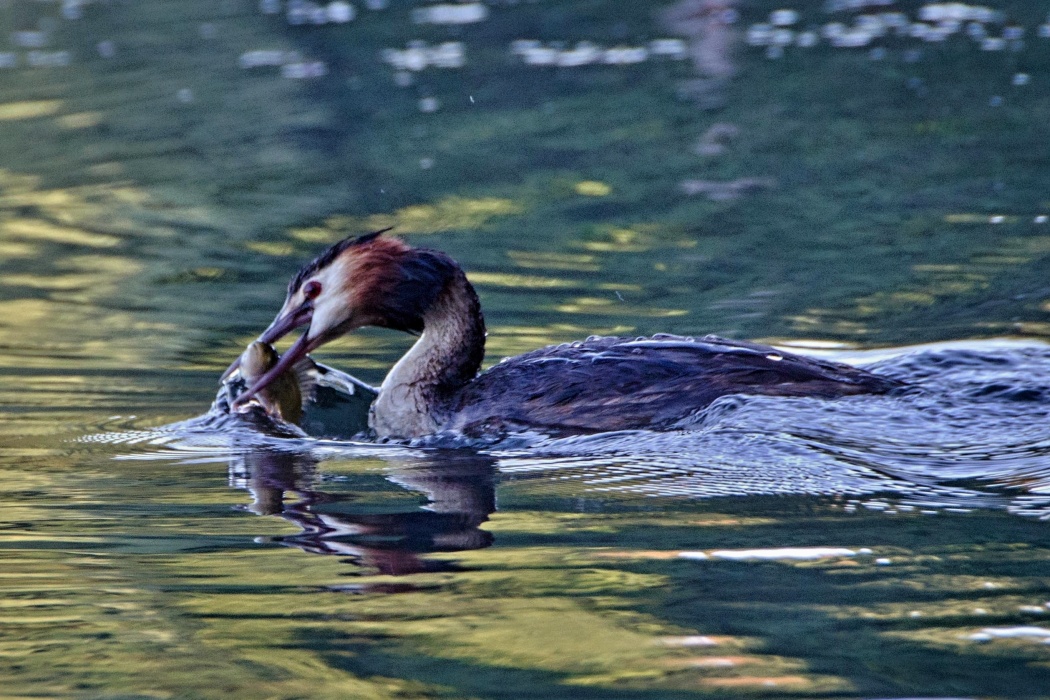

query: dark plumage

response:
[367,246,473,336]
[445,334,901,434]
[231,231,904,439]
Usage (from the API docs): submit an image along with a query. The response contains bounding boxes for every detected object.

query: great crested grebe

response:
[227,231,901,439]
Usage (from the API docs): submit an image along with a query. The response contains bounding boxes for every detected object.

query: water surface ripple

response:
[108,339,1050,518]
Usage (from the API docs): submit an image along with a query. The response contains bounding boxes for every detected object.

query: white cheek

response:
[308,296,346,339]
[304,258,355,339]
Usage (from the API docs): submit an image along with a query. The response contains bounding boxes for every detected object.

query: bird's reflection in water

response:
[228,449,496,580]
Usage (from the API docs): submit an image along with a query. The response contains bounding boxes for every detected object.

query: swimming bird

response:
[227,231,901,439]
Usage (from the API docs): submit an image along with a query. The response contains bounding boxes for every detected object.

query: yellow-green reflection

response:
[574,180,612,197]
[244,240,298,256]
[289,196,523,242]
[573,224,698,254]
[795,231,1050,339]
[468,272,578,289]
[551,296,688,317]
[0,99,63,121]
[0,0,1048,693]
[508,250,600,271]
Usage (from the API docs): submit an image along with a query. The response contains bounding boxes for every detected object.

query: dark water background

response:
[4,0,1050,697]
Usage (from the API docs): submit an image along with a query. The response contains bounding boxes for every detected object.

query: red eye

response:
[303,280,322,300]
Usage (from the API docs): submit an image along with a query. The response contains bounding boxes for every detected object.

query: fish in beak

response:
[228,293,321,409]
[233,341,317,424]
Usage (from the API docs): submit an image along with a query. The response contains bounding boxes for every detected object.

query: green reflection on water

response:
[5,447,1050,698]
[1,0,1050,697]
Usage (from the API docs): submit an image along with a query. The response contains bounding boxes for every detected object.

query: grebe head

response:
[228,229,460,407]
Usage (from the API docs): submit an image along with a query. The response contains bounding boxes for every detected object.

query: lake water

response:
[4,0,1050,697]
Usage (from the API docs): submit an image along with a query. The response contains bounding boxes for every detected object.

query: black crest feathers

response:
[287,227,393,295]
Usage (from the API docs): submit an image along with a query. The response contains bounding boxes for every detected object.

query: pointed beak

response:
[220,301,314,383]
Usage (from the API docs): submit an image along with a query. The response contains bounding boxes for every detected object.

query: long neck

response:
[370,272,485,438]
